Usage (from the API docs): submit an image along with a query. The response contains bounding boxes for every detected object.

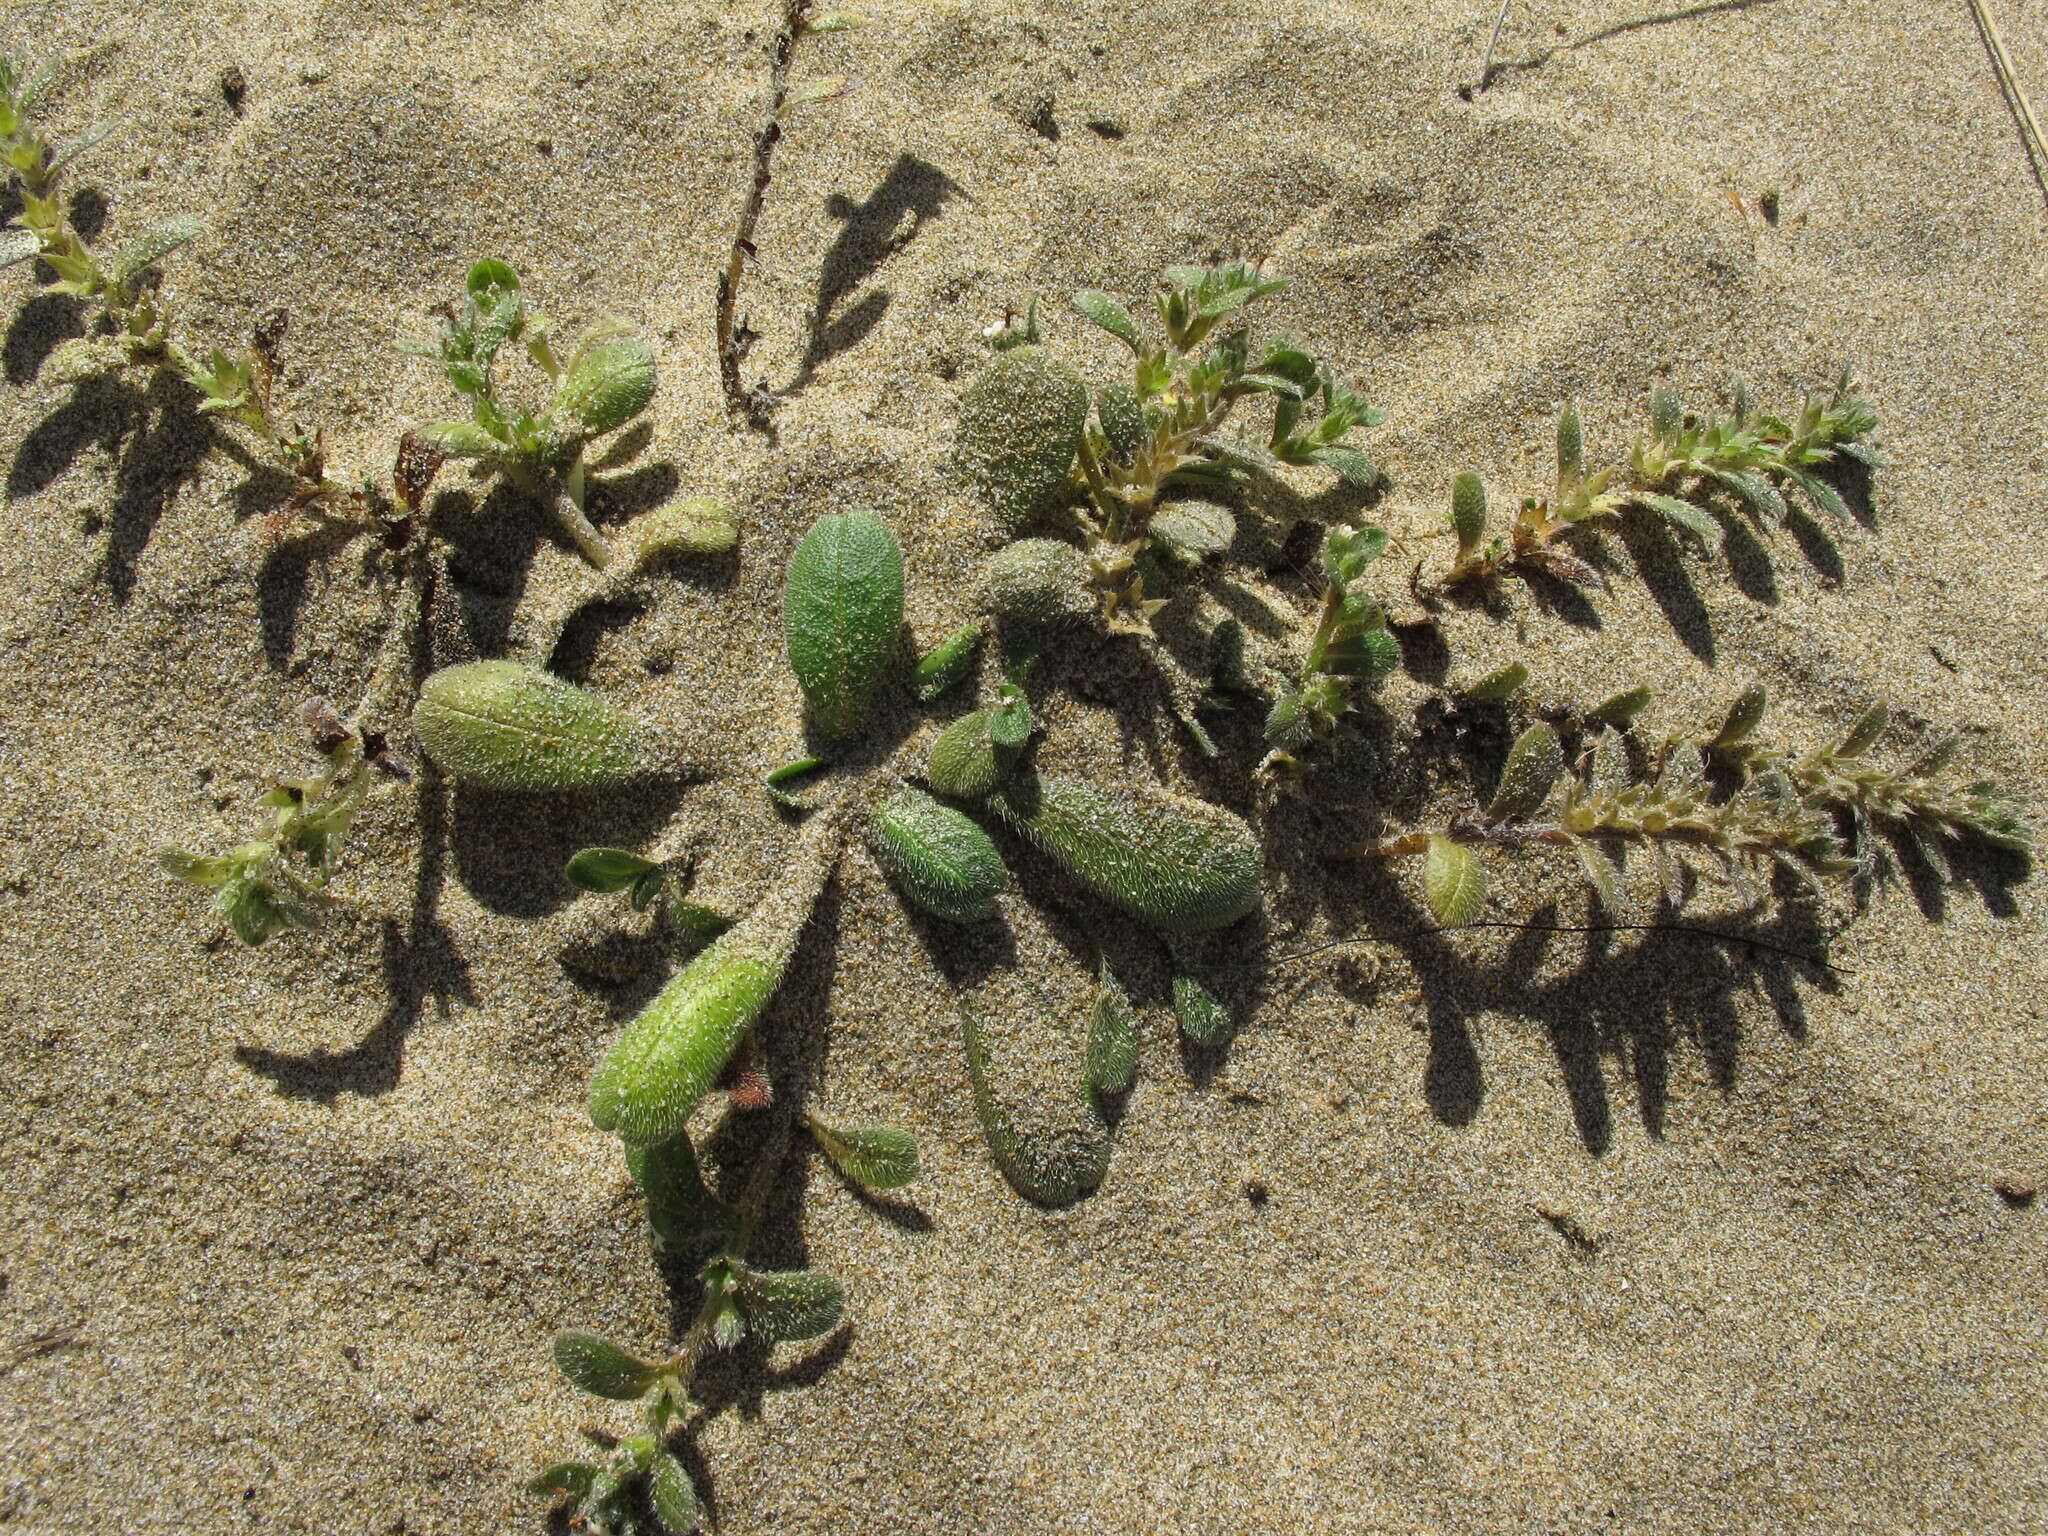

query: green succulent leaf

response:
[784,512,906,739]
[552,1330,662,1401]
[1071,289,1143,351]
[955,345,1089,533]
[1632,491,1725,549]
[649,1451,702,1534]
[1556,401,1585,485]
[629,498,738,564]
[526,1462,597,1501]
[1586,686,1654,729]
[1149,500,1235,563]
[553,337,656,437]
[47,118,121,174]
[1488,722,1564,822]
[988,771,1261,933]
[1306,444,1377,487]
[1460,662,1529,702]
[419,420,505,457]
[0,228,41,271]
[912,623,982,702]
[1574,839,1626,913]
[986,538,1094,628]
[412,661,667,790]
[958,998,1110,1206]
[1837,702,1889,758]
[566,847,659,894]
[1450,471,1488,557]
[1422,836,1486,927]
[1086,959,1139,1098]
[1711,686,1769,750]
[109,213,202,287]
[926,687,1031,799]
[1172,973,1232,1048]
[737,1269,844,1343]
[158,848,244,889]
[807,1117,920,1191]
[866,785,1008,923]
[1094,381,1146,464]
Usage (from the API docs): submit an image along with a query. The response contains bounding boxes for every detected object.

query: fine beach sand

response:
[3,1,2046,1532]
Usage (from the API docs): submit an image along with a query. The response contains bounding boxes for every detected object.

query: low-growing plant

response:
[1356,692,2029,927]
[1442,379,1878,592]
[961,261,1385,632]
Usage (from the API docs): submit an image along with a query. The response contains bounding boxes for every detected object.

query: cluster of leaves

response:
[962,262,1385,632]
[157,701,389,945]
[1261,523,1400,765]
[1445,377,1878,590]
[405,260,666,571]
[1365,687,2030,928]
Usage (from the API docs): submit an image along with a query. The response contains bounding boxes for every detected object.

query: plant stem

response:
[716,0,815,425]
[550,458,616,570]
[663,1113,795,1391]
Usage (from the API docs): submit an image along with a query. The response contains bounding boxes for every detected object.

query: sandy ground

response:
[2,1,2046,1532]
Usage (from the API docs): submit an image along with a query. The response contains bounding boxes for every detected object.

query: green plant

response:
[537,504,1263,1517]
[565,847,734,941]
[408,259,666,572]
[961,261,1385,632]
[1262,522,1401,764]
[1443,380,1878,591]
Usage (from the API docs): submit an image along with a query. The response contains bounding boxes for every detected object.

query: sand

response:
[2,1,2045,1532]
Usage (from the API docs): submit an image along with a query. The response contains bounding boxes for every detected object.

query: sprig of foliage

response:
[2,53,355,515]
[1443,378,1878,591]
[1359,720,1854,924]
[961,261,1385,632]
[1263,522,1399,765]
[1707,691,2031,871]
[159,702,393,945]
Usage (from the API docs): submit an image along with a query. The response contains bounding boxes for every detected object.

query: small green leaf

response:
[47,118,121,173]
[866,784,1008,923]
[1459,662,1529,702]
[986,539,1093,628]
[159,848,242,889]
[412,661,667,790]
[926,689,1031,799]
[764,756,825,808]
[110,213,202,286]
[419,421,504,457]
[988,771,1261,933]
[912,623,982,702]
[1574,839,1626,913]
[1556,401,1584,485]
[1086,960,1138,1097]
[553,338,656,437]
[1586,686,1653,729]
[737,1269,844,1342]
[566,847,658,894]
[1710,686,1768,750]
[955,345,1089,534]
[551,1330,661,1400]
[525,1462,597,1501]
[629,498,737,564]
[1632,491,1724,549]
[1487,722,1563,822]
[668,901,734,940]
[649,1451,702,1534]
[0,228,42,271]
[1306,444,1378,487]
[1071,289,1143,351]
[807,1116,920,1190]
[1172,973,1232,1048]
[1449,471,1487,557]
[1837,702,1889,758]
[631,868,668,913]
[1422,836,1486,926]
[1149,501,1235,564]
[784,512,906,739]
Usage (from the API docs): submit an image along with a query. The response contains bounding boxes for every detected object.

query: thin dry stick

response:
[1477,0,1514,92]
[716,0,816,427]
[1966,0,2048,211]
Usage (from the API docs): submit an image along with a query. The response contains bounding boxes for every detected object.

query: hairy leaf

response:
[1450,471,1487,557]
[1488,722,1563,822]
[1422,836,1486,926]
[807,1118,920,1191]
[738,1269,844,1342]
[1071,289,1143,351]
[911,624,982,702]
[110,213,202,286]
[413,661,667,790]
[1172,973,1232,1047]
[866,785,1007,923]
[955,345,1088,533]
[566,847,658,894]
[552,1331,661,1401]
[988,771,1261,932]
[784,512,905,739]
[1086,959,1139,1098]
[650,1451,701,1534]
[625,1133,733,1249]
